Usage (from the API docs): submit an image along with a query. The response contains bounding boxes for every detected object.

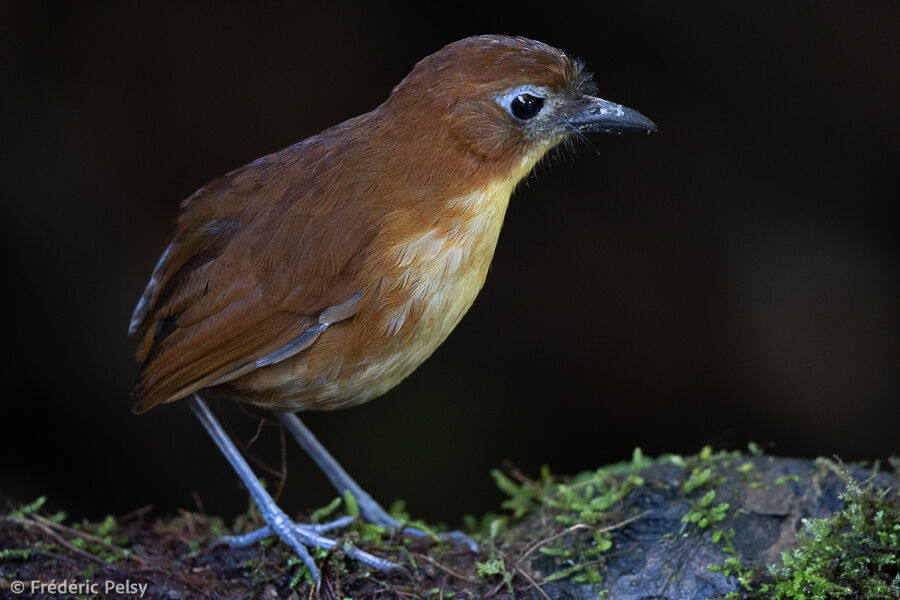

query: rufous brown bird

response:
[129,35,655,581]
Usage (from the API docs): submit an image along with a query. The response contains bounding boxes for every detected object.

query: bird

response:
[129,34,656,582]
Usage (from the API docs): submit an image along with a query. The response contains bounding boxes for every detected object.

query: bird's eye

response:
[509,94,545,120]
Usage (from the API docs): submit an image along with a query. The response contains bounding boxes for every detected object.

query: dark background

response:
[3,1,897,527]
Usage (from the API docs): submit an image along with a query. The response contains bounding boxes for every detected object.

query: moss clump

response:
[5,453,897,600]
[470,448,652,595]
[769,463,900,599]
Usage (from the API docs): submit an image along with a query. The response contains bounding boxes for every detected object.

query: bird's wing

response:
[130,151,377,413]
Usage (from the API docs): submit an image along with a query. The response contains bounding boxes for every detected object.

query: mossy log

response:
[1,452,897,599]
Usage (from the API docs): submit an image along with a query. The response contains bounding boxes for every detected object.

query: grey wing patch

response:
[255,322,328,368]
[256,291,363,368]
[129,243,172,335]
[319,291,362,323]
[204,290,363,388]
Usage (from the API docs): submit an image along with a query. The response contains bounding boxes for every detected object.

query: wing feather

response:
[130,138,375,413]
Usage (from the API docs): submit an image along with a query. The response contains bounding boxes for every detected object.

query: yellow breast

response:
[308,150,553,410]
[351,181,515,398]
[380,147,551,345]
[239,149,551,412]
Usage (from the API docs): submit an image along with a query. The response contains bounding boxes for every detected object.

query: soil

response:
[1,454,896,600]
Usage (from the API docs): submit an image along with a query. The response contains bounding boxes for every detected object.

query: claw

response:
[444,530,480,552]
[362,511,479,552]
[221,516,401,575]
[392,522,479,552]
[278,412,481,553]
[187,395,398,588]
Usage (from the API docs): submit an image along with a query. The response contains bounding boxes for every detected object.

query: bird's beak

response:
[567,96,657,134]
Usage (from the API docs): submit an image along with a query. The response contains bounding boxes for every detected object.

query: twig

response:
[226,407,289,501]
[191,491,205,515]
[415,553,478,583]
[518,524,595,563]
[518,510,650,563]
[118,504,154,523]
[247,416,266,448]
[492,510,652,598]
[2,516,107,566]
[178,509,196,538]
[497,546,551,600]
[274,422,288,502]
[501,460,536,486]
[484,580,505,599]
[29,513,148,565]
[515,563,551,600]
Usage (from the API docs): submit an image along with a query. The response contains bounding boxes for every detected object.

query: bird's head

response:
[383,35,656,174]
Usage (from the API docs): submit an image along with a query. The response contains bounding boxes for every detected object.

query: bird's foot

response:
[275,413,480,553]
[217,512,399,584]
[186,397,399,586]
[358,504,479,552]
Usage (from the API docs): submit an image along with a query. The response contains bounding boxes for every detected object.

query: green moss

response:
[10,496,49,519]
[476,448,654,595]
[673,449,764,593]
[6,451,897,600]
[0,547,40,560]
[310,496,342,523]
[476,555,515,594]
[4,497,134,564]
[769,464,900,599]
[774,474,801,485]
[682,489,729,529]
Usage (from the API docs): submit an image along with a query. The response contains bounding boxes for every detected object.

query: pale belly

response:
[228,184,514,412]
[313,254,491,411]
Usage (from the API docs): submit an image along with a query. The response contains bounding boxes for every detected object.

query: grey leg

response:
[277,411,479,551]
[218,515,356,547]
[187,395,398,585]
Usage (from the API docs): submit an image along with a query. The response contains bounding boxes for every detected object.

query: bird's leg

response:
[277,411,479,551]
[186,394,398,585]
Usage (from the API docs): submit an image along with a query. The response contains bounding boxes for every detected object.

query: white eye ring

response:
[495,85,549,119]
